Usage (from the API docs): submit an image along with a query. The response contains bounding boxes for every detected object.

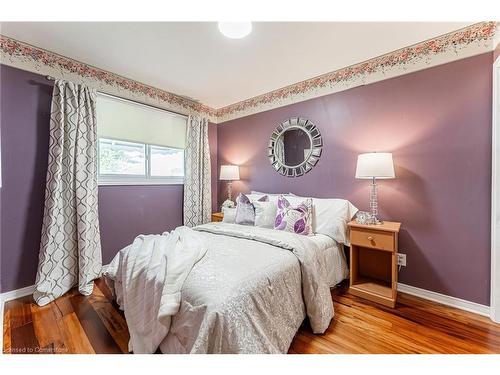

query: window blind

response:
[97,93,187,149]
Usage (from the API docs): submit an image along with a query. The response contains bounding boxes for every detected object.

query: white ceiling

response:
[0,22,473,108]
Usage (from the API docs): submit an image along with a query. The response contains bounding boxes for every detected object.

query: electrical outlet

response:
[397,253,406,267]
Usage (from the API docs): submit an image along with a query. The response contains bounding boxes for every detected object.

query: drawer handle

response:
[367,236,374,241]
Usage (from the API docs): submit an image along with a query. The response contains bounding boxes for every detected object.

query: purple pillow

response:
[235,193,269,226]
[274,195,313,236]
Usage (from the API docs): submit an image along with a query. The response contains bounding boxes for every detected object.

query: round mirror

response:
[268,117,322,177]
[275,128,312,167]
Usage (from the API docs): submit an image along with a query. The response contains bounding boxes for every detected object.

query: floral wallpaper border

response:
[0,22,497,123]
[216,21,497,122]
[0,35,217,119]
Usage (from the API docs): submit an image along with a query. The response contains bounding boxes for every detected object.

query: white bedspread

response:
[193,223,334,333]
[106,223,347,353]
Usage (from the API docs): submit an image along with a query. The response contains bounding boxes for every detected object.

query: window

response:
[99,139,146,176]
[97,94,187,185]
[150,145,184,177]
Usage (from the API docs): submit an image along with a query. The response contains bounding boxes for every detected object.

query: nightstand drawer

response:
[350,228,395,252]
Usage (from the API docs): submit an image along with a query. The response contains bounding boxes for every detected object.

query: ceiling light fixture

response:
[217,22,252,39]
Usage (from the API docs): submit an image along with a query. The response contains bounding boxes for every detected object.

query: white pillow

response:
[248,193,297,206]
[289,196,358,244]
[251,191,282,196]
[222,207,237,223]
[253,201,277,228]
[250,191,294,200]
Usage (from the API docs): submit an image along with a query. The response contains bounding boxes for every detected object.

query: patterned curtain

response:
[183,116,212,227]
[34,80,102,306]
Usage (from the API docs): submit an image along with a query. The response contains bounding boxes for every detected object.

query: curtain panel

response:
[34,80,102,306]
[183,116,212,227]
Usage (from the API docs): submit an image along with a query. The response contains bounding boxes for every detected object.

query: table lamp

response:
[355,152,395,224]
[220,165,240,208]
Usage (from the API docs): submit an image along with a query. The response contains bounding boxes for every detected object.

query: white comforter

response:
[106,223,345,353]
[105,226,207,353]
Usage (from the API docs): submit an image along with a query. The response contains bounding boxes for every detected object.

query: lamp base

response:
[369,177,383,225]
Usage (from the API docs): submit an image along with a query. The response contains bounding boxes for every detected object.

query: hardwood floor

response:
[3,279,500,354]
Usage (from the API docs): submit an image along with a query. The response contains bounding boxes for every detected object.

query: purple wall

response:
[0,66,51,293]
[218,53,494,305]
[0,65,218,292]
[98,185,183,264]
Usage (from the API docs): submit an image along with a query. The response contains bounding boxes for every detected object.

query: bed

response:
[105,195,355,354]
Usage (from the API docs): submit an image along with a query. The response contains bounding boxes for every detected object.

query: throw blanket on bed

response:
[193,223,333,334]
[105,226,207,353]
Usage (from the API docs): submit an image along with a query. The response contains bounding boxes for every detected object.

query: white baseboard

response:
[0,284,35,353]
[397,283,490,317]
[1,285,35,303]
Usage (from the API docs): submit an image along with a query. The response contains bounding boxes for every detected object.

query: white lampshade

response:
[355,152,395,179]
[220,165,240,181]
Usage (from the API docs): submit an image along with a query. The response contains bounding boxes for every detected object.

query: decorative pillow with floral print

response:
[274,195,313,236]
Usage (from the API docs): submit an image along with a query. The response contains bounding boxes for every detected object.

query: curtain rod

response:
[45,75,188,119]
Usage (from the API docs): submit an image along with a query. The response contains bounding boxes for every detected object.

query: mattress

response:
[308,233,350,287]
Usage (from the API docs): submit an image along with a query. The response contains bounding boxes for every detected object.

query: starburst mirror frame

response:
[268,117,323,177]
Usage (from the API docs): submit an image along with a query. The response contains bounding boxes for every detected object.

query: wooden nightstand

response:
[211,212,224,222]
[348,220,401,308]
